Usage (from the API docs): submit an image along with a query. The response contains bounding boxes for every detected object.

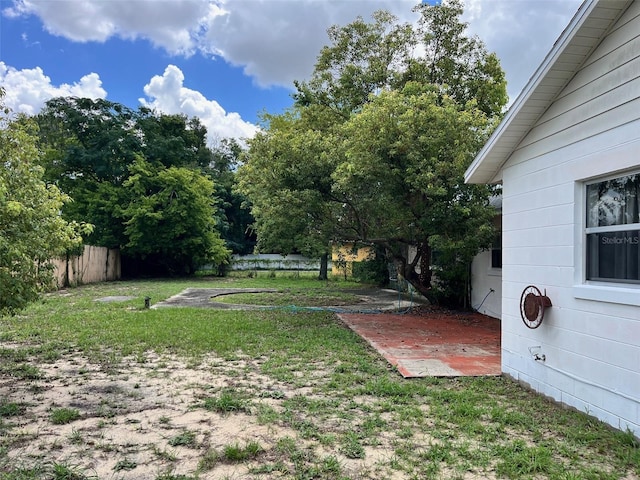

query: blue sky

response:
[2,9,292,121]
[1,0,581,144]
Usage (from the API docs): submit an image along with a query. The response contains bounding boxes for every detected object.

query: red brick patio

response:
[338,309,501,377]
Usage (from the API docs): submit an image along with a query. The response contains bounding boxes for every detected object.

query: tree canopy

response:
[237,108,338,259]
[0,90,86,312]
[238,0,506,305]
[120,157,229,275]
[34,97,253,276]
[207,138,256,255]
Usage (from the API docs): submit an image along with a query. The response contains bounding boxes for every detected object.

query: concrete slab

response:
[151,288,278,309]
[151,287,428,312]
[338,310,501,378]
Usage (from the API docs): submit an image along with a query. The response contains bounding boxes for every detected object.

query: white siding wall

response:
[501,3,640,435]
[470,250,502,319]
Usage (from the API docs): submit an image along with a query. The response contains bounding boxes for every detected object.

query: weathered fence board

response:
[53,246,121,288]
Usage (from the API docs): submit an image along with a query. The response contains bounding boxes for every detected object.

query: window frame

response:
[570,139,640,307]
[584,170,640,285]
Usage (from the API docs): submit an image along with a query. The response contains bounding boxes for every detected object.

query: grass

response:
[51,462,87,480]
[113,458,137,471]
[0,273,638,479]
[223,441,263,462]
[202,388,252,414]
[0,401,24,418]
[50,408,81,425]
[168,430,197,448]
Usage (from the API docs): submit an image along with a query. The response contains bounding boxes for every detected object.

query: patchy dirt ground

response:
[1,345,420,479]
[2,288,636,479]
[3,337,638,480]
[0,288,434,479]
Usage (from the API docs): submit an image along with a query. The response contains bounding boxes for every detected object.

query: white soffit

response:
[464,0,633,185]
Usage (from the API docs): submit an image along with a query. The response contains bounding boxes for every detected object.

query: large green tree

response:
[137,109,213,170]
[36,97,143,248]
[237,108,338,259]
[120,157,229,275]
[208,139,256,255]
[239,1,506,305]
[334,84,498,304]
[35,97,232,276]
[0,91,86,312]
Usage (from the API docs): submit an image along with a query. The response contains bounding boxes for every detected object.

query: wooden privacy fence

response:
[53,245,121,288]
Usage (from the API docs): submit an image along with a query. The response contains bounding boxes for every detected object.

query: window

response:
[491,237,502,269]
[491,247,502,269]
[586,172,640,283]
[490,214,502,269]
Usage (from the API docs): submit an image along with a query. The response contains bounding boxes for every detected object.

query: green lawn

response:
[0,273,638,479]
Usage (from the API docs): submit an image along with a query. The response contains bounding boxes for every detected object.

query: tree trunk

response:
[402,241,433,299]
[318,253,328,281]
[418,242,432,288]
[387,242,428,298]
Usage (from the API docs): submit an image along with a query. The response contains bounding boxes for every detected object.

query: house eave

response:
[464,0,632,185]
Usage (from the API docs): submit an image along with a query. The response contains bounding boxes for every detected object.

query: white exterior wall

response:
[500,3,640,435]
[471,250,502,319]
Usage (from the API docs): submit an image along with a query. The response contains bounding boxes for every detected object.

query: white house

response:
[465,0,639,436]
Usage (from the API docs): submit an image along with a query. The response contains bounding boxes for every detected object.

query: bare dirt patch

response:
[0,347,416,479]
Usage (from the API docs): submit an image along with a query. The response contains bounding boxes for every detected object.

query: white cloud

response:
[4,0,419,87]
[4,0,582,102]
[0,60,255,141]
[140,64,258,142]
[0,62,106,115]
[462,0,582,104]
[3,0,219,55]
[203,0,419,88]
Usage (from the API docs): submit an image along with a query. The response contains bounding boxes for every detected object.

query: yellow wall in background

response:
[331,243,374,277]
